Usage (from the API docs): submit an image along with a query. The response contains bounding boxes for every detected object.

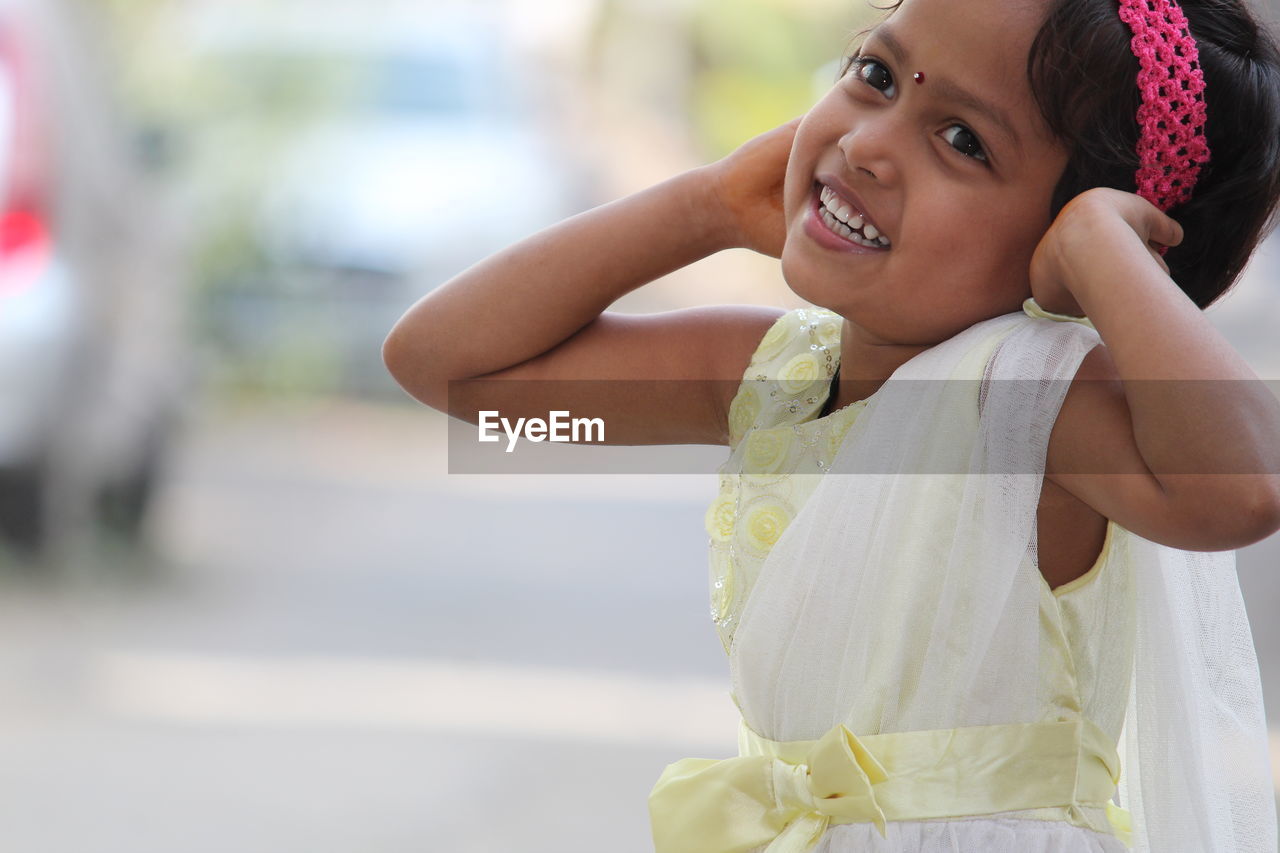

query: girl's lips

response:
[803,182,890,255]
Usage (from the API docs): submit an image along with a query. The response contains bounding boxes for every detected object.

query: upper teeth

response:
[820,185,889,246]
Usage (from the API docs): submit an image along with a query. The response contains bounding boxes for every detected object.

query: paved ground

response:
[0,398,741,853]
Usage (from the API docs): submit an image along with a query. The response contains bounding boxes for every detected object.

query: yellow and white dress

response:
[652,302,1134,853]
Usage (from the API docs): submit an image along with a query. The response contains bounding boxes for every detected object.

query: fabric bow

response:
[649,723,890,853]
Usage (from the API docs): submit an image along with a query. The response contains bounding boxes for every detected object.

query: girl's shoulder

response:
[740,306,843,376]
[726,307,843,448]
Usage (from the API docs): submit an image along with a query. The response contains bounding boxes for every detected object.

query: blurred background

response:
[0,0,1277,849]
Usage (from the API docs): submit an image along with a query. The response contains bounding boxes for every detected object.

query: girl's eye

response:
[941,124,988,163]
[846,54,992,167]
[849,57,896,98]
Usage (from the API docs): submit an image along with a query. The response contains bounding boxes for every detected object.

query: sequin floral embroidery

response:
[706,307,866,652]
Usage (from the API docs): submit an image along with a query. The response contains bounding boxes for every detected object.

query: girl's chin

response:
[778,247,863,307]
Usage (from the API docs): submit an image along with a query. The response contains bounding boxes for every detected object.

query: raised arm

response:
[382,167,729,402]
[1030,187,1280,550]
[382,119,800,446]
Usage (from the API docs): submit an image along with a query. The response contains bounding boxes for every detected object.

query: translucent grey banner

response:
[444,378,1280,475]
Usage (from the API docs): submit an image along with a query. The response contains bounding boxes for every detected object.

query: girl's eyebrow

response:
[868,24,1023,151]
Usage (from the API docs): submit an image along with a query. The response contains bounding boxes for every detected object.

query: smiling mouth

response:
[814,181,891,249]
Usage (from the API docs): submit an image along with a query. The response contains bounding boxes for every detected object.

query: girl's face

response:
[781,0,1069,345]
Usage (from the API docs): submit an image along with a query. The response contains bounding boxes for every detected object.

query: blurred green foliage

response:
[687,0,881,159]
[81,0,352,286]
[81,0,367,398]
[80,0,883,400]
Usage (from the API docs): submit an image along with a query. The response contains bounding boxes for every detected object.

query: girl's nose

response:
[837,121,900,186]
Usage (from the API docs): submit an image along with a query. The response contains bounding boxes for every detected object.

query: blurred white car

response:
[0,0,191,557]
[195,8,588,397]
[256,43,582,280]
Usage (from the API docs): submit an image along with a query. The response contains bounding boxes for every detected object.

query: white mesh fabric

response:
[1119,536,1276,851]
[729,312,1081,737]
[727,308,1277,851]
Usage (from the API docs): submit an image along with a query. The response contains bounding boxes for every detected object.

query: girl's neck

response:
[826,318,933,413]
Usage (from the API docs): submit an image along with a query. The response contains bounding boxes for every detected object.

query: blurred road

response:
[0,399,742,853]
[0,392,1277,852]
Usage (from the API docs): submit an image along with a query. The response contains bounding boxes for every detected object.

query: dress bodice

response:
[702,303,1136,840]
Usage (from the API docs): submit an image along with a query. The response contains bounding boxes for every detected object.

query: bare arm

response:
[1032,188,1280,548]
[382,166,734,400]
[383,118,802,445]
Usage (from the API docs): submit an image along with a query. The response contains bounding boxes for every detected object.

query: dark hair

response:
[838,0,1280,308]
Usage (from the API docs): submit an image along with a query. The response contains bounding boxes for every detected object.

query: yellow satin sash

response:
[649,715,1132,853]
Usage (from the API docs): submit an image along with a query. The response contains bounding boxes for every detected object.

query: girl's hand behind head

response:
[1029,187,1185,316]
[705,117,803,259]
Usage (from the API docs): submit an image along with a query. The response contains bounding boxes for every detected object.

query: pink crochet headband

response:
[1117,0,1211,215]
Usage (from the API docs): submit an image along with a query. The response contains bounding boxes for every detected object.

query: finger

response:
[1127,192,1185,247]
[1157,214,1184,248]
[1147,243,1171,276]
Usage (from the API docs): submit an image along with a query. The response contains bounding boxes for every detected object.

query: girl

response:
[384,0,1280,849]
